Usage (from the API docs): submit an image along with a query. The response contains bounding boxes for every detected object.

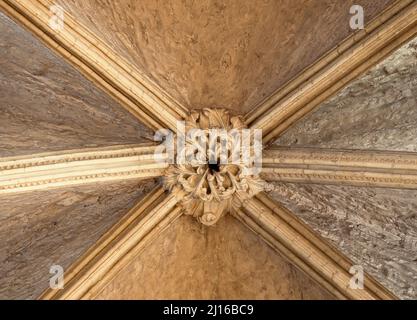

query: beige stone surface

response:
[0,12,152,158]
[267,183,417,300]
[95,215,334,300]
[57,0,393,114]
[0,179,157,299]
[275,36,417,151]
[2,0,413,301]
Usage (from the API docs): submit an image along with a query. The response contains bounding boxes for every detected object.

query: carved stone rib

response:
[262,147,417,189]
[0,0,188,132]
[39,186,183,300]
[233,193,396,300]
[245,0,417,145]
[0,144,167,194]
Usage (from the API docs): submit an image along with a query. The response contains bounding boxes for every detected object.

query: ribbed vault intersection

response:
[0,0,417,300]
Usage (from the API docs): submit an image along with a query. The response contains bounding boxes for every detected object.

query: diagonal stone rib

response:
[233,192,396,300]
[39,186,184,300]
[245,0,417,145]
[0,144,167,194]
[0,0,188,132]
[262,147,417,189]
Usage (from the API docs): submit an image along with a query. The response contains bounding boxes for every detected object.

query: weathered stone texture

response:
[0,12,152,158]
[96,215,334,300]
[275,37,417,152]
[267,183,417,300]
[0,179,157,299]
[57,0,393,114]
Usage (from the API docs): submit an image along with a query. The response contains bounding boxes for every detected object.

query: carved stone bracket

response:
[163,109,266,226]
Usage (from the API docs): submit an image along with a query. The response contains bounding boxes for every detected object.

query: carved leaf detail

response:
[163,109,266,225]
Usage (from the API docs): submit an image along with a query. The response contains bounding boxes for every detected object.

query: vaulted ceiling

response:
[275,37,417,152]
[56,0,394,113]
[270,35,417,299]
[0,11,153,158]
[96,215,333,300]
[1,0,417,300]
[0,10,158,299]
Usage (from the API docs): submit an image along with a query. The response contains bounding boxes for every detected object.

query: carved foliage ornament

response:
[163,109,267,226]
